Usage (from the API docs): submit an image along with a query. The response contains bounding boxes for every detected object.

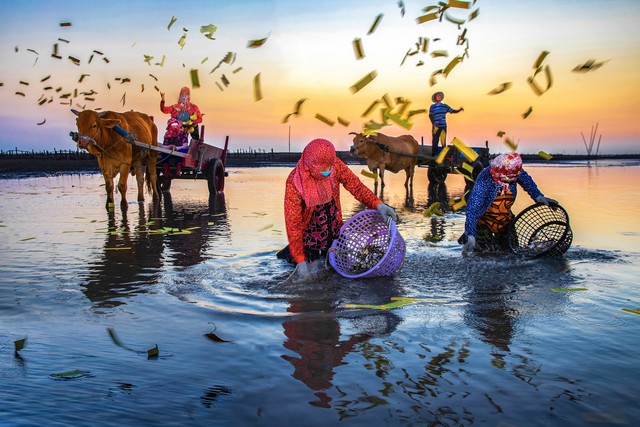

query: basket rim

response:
[513,202,570,226]
[329,209,401,279]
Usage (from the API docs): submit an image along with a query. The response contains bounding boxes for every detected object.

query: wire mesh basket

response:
[328,210,405,278]
[508,203,573,257]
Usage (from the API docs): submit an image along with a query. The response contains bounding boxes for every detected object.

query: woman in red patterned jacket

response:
[283,138,396,280]
[160,87,203,140]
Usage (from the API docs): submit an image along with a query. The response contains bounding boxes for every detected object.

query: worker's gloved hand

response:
[125,133,136,144]
[377,203,397,224]
[294,260,310,278]
[308,258,326,276]
[535,195,558,206]
[462,235,476,256]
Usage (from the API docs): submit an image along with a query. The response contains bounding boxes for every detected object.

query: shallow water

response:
[1,161,639,426]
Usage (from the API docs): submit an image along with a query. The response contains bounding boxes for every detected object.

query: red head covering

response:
[165,118,183,138]
[491,152,522,193]
[178,87,191,109]
[292,138,337,207]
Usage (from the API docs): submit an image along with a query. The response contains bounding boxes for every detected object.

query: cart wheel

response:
[206,158,225,194]
[427,167,447,184]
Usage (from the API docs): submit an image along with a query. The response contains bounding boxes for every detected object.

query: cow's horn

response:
[98,111,108,118]
[348,132,359,136]
[71,109,80,116]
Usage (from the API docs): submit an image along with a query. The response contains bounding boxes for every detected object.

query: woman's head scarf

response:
[490,152,522,193]
[292,138,338,207]
[165,118,183,138]
[178,87,191,109]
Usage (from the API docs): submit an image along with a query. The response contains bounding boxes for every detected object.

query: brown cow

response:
[349,132,419,192]
[71,109,159,210]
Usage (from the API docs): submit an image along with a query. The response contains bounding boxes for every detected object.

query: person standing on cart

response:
[429,91,463,156]
[160,87,203,141]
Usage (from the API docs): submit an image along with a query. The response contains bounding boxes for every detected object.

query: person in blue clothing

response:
[459,152,557,255]
[429,91,464,156]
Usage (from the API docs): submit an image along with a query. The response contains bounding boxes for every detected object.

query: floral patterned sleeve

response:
[464,167,497,238]
[284,171,306,264]
[334,160,381,209]
[517,170,543,201]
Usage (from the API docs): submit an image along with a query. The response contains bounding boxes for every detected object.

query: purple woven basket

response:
[328,210,406,279]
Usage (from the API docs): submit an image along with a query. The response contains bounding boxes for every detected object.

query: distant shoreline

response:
[1,151,639,177]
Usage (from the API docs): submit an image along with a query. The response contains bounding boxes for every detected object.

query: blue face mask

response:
[320,167,332,177]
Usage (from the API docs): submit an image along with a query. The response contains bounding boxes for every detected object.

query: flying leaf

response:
[253,73,262,101]
[353,38,364,60]
[487,82,512,95]
[178,33,187,49]
[247,36,269,48]
[315,113,335,126]
[190,69,200,88]
[200,23,217,39]
[349,70,378,94]
[451,137,478,162]
[167,16,177,31]
[367,13,383,35]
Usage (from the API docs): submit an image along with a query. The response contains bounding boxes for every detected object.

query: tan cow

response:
[349,132,419,192]
[71,109,159,210]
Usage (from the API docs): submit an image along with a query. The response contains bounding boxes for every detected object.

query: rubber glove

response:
[377,203,397,224]
[535,195,558,206]
[462,235,476,256]
[293,260,310,278]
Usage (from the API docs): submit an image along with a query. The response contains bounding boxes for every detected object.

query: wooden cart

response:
[129,125,229,195]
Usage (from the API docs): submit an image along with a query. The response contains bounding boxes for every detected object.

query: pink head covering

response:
[178,87,191,109]
[165,118,183,138]
[491,152,522,193]
[292,138,338,207]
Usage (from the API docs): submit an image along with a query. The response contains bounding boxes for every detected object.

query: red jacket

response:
[160,100,202,125]
[284,158,382,264]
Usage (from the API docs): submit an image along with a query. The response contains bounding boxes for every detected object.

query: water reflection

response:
[423,181,450,243]
[159,192,228,267]
[81,205,163,308]
[280,283,402,408]
[462,257,572,366]
[81,193,229,307]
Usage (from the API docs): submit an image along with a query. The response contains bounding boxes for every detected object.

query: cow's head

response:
[71,109,121,149]
[349,132,377,159]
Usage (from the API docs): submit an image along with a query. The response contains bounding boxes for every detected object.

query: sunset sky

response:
[1,0,639,155]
